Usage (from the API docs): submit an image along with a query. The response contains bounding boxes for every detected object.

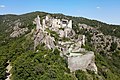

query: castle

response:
[33,15,73,38]
[28,15,97,74]
[33,15,86,51]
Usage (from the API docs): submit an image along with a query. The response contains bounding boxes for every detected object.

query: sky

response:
[0,0,120,25]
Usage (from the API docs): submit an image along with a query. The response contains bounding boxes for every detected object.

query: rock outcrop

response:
[10,20,28,38]
[78,23,120,53]
[33,15,98,74]
[33,15,56,50]
[68,51,97,74]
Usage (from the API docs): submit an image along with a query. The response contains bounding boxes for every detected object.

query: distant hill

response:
[0,11,120,37]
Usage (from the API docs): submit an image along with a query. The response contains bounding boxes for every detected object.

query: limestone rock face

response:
[35,15,42,31]
[68,20,72,28]
[34,30,55,50]
[34,30,45,50]
[68,52,97,74]
[64,28,72,38]
[10,22,28,38]
[33,15,56,50]
[59,30,64,38]
[44,34,55,49]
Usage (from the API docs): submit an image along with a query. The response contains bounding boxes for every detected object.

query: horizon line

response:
[0,11,120,26]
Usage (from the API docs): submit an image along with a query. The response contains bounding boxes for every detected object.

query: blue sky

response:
[0,0,120,25]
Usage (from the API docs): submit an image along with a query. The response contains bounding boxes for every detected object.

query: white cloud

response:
[96,6,100,9]
[0,5,5,8]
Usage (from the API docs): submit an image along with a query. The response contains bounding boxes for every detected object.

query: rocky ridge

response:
[32,15,98,73]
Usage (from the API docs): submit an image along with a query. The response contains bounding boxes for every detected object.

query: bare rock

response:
[68,51,97,74]
[10,27,28,38]
[10,20,28,38]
